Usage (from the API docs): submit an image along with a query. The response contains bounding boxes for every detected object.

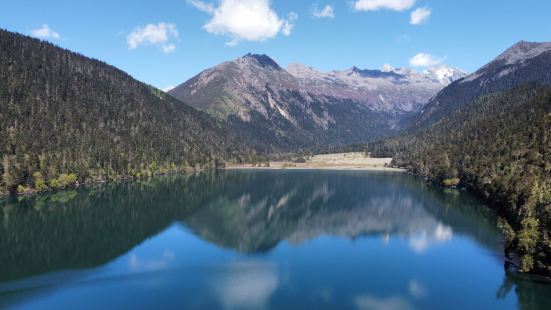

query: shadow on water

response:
[498,271,551,309]
[1,170,549,309]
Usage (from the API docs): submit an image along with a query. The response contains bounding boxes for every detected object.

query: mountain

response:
[288,63,466,112]
[169,54,299,119]
[414,40,551,127]
[421,66,469,85]
[169,54,466,150]
[367,41,551,276]
[0,29,252,195]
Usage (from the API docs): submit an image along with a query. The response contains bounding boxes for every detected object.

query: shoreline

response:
[224,165,405,172]
[225,153,405,172]
[1,167,210,199]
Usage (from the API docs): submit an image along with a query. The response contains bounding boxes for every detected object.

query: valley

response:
[226,152,403,171]
[1,29,551,285]
[2,1,551,309]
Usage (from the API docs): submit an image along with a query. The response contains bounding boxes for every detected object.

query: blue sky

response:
[1,0,550,90]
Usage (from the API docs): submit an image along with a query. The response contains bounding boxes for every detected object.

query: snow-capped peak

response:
[381,63,394,72]
[394,67,416,75]
[380,64,416,76]
[423,66,468,85]
[495,41,551,65]
[291,62,467,86]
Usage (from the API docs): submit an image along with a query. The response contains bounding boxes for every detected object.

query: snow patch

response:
[423,66,468,85]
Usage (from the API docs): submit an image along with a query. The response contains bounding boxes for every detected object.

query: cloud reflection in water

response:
[213,261,278,310]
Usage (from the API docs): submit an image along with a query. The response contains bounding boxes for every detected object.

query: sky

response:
[1,0,550,90]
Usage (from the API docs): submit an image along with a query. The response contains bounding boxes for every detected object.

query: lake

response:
[1,170,550,309]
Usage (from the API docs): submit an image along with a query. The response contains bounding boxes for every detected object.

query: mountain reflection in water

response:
[182,172,470,253]
[1,170,549,309]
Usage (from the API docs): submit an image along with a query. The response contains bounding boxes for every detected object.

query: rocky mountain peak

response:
[495,40,551,65]
[240,53,281,70]
[346,66,367,76]
[341,66,401,79]
[287,63,319,76]
[379,64,416,76]
[460,40,551,84]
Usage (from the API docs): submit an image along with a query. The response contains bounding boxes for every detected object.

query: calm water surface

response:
[0,170,550,309]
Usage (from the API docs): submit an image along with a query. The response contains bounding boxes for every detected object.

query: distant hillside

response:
[169,54,465,150]
[367,40,551,277]
[412,41,551,128]
[0,29,251,195]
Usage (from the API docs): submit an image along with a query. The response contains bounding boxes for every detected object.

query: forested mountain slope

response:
[0,29,251,195]
[370,84,551,276]
[363,41,551,276]
[413,41,551,128]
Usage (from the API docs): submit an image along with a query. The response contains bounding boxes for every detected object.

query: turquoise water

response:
[0,170,549,309]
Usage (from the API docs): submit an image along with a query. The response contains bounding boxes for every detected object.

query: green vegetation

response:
[0,29,255,196]
[366,84,551,276]
[443,178,460,187]
[33,172,48,192]
[48,173,78,190]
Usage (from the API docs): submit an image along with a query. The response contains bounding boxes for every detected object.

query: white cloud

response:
[188,0,215,13]
[282,12,298,36]
[409,53,445,67]
[162,85,175,92]
[395,33,411,44]
[162,44,176,54]
[127,22,178,54]
[353,0,415,11]
[226,39,239,47]
[410,7,431,25]
[190,0,297,45]
[31,24,61,40]
[313,5,335,18]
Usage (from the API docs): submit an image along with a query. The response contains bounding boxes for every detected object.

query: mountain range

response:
[169,53,466,150]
